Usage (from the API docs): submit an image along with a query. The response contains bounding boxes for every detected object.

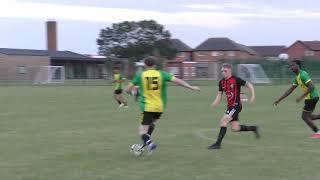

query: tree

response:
[97,20,177,60]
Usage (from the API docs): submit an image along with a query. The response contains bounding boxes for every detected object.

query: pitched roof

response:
[194,37,257,55]
[300,41,320,51]
[249,46,286,57]
[50,51,89,58]
[170,39,192,52]
[236,43,257,55]
[0,48,88,58]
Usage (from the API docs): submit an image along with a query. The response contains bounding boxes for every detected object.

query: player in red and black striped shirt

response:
[208,63,260,150]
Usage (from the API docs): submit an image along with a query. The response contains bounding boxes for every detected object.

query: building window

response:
[168,67,180,76]
[305,50,314,56]
[177,52,185,57]
[197,52,206,56]
[17,65,27,74]
[228,51,235,56]
[211,51,219,56]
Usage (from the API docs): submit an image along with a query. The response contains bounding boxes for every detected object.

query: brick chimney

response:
[46,21,57,52]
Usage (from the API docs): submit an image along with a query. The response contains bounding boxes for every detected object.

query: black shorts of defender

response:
[303,97,319,112]
[114,89,122,94]
[225,105,242,121]
[141,112,162,125]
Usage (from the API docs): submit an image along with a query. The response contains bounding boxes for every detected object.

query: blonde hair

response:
[222,63,232,69]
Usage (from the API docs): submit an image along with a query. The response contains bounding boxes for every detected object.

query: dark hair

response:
[222,63,232,69]
[292,59,302,68]
[144,56,157,67]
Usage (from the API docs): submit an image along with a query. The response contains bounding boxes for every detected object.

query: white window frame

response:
[305,50,314,56]
[197,52,206,56]
[211,51,219,56]
[17,65,27,74]
[228,51,235,57]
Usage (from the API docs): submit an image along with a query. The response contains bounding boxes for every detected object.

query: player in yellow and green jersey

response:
[113,68,128,108]
[125,56,200,155]
[274,60,320,139]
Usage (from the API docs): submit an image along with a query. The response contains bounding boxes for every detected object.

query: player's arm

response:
[115,79,125,83]
[124,82,135,94]
[211,91,222,109]
[296,81,314,103]
[125,73,140,95]
[171,77,200,91]
[112,79,123,83]
[273,85,297,106]
[245,82,255,103]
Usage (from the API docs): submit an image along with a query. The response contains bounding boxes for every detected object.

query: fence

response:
[1,59,319,86]
[165,59,320,85]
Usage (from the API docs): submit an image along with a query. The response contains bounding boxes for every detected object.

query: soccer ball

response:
[130,144,144,156]
[278,53,289,61]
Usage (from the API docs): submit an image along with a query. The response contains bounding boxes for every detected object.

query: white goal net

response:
[32,66,65,84]
[237,64,270,84]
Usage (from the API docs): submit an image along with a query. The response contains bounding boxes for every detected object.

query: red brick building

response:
[166,39,195,79]
[249,46,286,60]
[193,38,258,61]
[169,39,193,61]
[285,40,320,60]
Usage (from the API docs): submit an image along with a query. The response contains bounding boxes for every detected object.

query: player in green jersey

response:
[113,68,128,108]
[125,56,200,155]
[273,60,320,138]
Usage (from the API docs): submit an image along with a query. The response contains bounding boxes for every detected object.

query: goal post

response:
[237,64,270,84]
[32,66,65,84]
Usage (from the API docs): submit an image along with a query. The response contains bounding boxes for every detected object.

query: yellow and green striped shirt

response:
[132,70,174,112]
[114,74,124,90]
[292,70,318,99]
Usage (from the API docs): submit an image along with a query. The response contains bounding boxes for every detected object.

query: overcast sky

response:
[0,0,319,54]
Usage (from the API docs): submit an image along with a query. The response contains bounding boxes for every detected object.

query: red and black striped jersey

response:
[219,76,246,107]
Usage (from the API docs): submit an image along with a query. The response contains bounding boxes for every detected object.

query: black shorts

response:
[304,97,319,112]
[141,111,162,125]
[225,105,242,121]
[114,89,122,94]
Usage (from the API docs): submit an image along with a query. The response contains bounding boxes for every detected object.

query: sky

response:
[0,0,319,54]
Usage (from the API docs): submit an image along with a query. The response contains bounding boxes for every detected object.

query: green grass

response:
[0,84,320,180]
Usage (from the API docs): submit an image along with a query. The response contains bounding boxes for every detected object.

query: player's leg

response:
[145,113,162,154]
[148,123,155,135]
[311,113,320,120]
[229,107,260,138]
[134,91,139,102]
[230,121,260,138]
[139,112,155,148]
[207,114,232,149]
[113,91,122,105]
[302,98,320,138]
[310,98,320,120]
[118,92,128,107]
[133,87,139,102]
[114,90,127,108]
[139,125,152,146]
[302,111,319,132]
[302,111,320,138]
[148,113,161,136]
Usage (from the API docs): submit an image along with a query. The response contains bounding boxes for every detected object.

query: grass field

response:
[0,84,320,180]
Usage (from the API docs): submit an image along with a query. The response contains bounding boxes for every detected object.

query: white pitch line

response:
[0,112,21,116]
[195,128,320,154]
